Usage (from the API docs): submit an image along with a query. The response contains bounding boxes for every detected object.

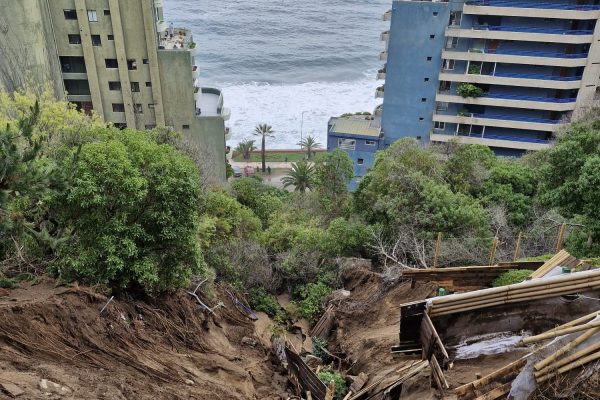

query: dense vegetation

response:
[1,90,600,319]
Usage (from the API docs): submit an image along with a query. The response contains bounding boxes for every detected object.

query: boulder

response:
[0,382,24,397]
[38,379,71,396]
[241,336,257,347]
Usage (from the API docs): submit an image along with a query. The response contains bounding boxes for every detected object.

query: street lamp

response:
[300,111,308,146]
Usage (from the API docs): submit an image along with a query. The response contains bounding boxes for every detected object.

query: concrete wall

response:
[0,0,63,96]
[381,0,455,145]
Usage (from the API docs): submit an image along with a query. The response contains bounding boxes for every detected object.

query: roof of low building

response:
[329,117,381,138]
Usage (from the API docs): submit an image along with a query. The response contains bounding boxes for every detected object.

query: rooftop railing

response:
[471,113,562,124]
[458,132,551,144]
[472,24,594,35]
[492,71,582,81]
[484,48,588,58]
[484,93,577,103]
[467,1,600,11]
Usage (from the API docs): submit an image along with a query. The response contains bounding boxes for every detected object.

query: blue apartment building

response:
[328,0,600,184]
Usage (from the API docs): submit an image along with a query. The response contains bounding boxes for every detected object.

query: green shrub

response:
[456,83,484,98]
[0,278,16,289]
[492,270,534,287]
[317,369,348,400]
[312,336,328,361]
[468,63,482,75]
[296,281,332,323]
[518,254,554,262]
[249,288,281,317]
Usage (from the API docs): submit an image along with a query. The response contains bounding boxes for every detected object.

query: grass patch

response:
[232,152,310,163]
[518,254,554,262]
[492,269,534,287]
[0,278,17,289]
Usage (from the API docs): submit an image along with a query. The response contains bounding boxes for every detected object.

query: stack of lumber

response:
[455,311,600,399]
[347,360,428,400]
[427,268,600,317]
[529,249,581,279]
[402,261,543,292]
[524,311,600,383]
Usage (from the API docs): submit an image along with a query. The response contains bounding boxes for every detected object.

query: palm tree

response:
[234,139,256,161]
[282,161,315,193]
[297,135,321,159]
[252,123,274,172]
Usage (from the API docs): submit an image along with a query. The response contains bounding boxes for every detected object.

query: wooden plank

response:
[474,382,511,400]
[422,313,449,361]
[311,305,335,339]
[430,354,449,390]
[285,346,327,400]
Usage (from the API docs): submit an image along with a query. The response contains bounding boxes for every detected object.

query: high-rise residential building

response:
[0,0,230,182]
[381,0,600,156]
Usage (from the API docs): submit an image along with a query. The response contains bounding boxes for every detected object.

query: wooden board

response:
[285,346,327,400]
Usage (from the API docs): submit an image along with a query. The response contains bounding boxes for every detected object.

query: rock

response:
[326,289,351,304]
[349,372,369,393]
[0,288,9,297]
[185,379,194,385]
[0,382,24,397]
[241,336,257,347]
[38,379,71,396]
[302,354,322,369]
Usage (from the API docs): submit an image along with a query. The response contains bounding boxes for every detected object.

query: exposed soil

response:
[0,278,288,399]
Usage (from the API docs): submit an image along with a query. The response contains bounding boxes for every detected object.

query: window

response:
[438,81,451,92]
[105,59,118,68]
[68,34,81,44]
[424,77,430,82]
[421,98,427,102]
[91,35,102,46]
[143,59,149,65]
[145,81,152,87]
[442,59,455,70]
[127,59,137,70]
[108,34,114,40]
[446,37,459,49]
[87,10,98,22]
[357,158,364,165]
[60,56,86,73]
[64,10,77,20]
[131,82,140,92]
[145,124,156,129]
[433,12,439,16]
[429,34,435,39]
[108,81,121,90]
[419,117,424,121]
[416,135,422,140]
[182,125,190,130]
[104,10,111,16]
[133,104,143,114]
[365,140,376,146]
[112,103,125,112]
[434,121,445,130]
[337,138,356,150]
[449,11,462,26]
[436,102,449,111]
[427,56,432,62]
[114,123,127,130]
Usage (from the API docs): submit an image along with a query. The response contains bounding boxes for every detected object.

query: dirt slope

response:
[0,279,288,399]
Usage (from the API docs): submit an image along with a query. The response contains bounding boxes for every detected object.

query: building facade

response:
[327,115,384,190]
[0,0,229,182]
[381,0,600,156]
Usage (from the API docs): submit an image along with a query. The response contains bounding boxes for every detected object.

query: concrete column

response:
[108,0,136,128]
[574,18,600,117]
[142,0,165,126]
[74,0,104,118]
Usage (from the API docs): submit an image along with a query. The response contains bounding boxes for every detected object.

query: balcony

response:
[442,49,588,67]
[436,92,577,111]
[445,25,593,44]
[383,10,392,21]
[192,65,199,79]
[433,112,564,131]
[380,51,388,62]
[196,87,230,120]
[158,27,198,56]
[377,68,386,80]
[430,132,552,151]
[194,86,201,101]
[156,20,167,33]
[381,31,389,42]
[154,0,164,7]
[375,86,384,98]
[439,71,582,89]
[464,1,600,19]
[374,104,383,116]
[225,127,232,141]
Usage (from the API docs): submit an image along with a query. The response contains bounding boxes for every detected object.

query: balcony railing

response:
[467,1,600,11]
[492,71,582,81]
[457,132,551,144]
[470,113,562,124]
[485,93,577,103]
[472,24,594,35]
[483,48,588,58]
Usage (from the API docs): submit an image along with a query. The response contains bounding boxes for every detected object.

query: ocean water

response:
[163,0,390,149]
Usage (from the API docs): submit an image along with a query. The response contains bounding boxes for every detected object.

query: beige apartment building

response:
[0,0,229,182]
